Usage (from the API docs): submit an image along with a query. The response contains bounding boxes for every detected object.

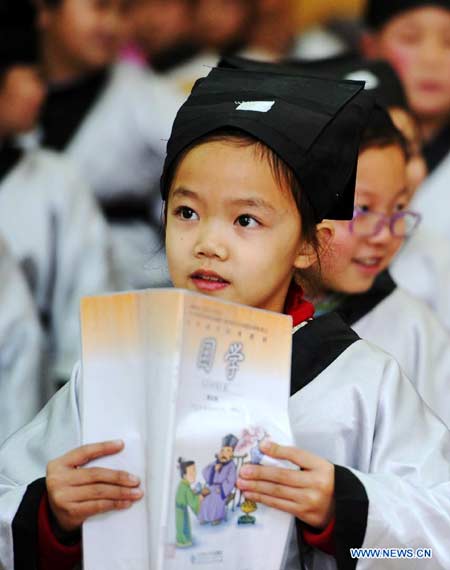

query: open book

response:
[80,289,294,570]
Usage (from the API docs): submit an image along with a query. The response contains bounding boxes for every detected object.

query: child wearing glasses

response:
[302,106,450,428]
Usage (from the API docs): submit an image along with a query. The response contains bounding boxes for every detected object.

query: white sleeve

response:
[0,239,43,442]
[334,357,450,570]
[0,365,81,570]
[51,164,118,382]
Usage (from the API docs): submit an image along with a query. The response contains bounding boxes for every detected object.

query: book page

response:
[164,293,293,570]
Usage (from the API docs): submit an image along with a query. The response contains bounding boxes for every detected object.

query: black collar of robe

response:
[290,312,360,395]
[0,142,23,184]
[423,122,450,173]
[161,66,376,223]
[365,0,450,29]
[336,270,397,327]
[40,68,110,152]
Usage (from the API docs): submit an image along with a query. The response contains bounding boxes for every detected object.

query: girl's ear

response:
[293,221,335,270]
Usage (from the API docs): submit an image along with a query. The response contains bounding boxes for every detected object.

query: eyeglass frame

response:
[349,206,422,238]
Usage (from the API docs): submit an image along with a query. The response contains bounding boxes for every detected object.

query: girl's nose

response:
[368,220,392,244]
[194,229,228,260]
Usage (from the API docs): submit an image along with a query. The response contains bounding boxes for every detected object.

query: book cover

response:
[81,289,294,570]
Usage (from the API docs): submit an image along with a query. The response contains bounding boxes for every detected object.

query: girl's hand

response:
[236,441,334,529]
[46,440,143,533]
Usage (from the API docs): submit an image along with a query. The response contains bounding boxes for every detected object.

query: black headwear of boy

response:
[161,66,375,223]
[365,0,450,30]
[0,0,38,77]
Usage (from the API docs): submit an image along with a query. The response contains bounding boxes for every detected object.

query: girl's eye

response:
[358,204,371,213]
[175,206,199,220]
[236,215,259,228]
[395,203,407,212]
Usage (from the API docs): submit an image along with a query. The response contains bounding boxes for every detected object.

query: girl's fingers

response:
[259,441,322,470]
[64,483,144,503]
[62,440,125,468]
[239,464,311,488]
[66,499,135,521]
[237,478,302,502]
[242,491,302,519]
[68,466,140,487]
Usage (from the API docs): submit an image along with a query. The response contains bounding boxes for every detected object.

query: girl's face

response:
[0,67,46,136]
[166,141,312,313]
[39,0,130,73]
[372,7,450,122]
[319,145,409,295]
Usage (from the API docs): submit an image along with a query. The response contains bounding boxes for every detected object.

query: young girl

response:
[1,68,450,570]
[302,107,450,429]
[29,0,184,288]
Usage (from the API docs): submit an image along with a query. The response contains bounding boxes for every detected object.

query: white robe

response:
[391,226,450,330]
[0,236,43,443]
[411,151,450,241]
[0,315,449,570]
[0,149,116,386]
[349,279,450,429]
[62,62,184,289]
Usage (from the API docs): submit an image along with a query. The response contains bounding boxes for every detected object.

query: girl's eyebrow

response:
[171,188,276,213]
[225,197,276,213]
[171,187,200,201]
[357,186,409,198]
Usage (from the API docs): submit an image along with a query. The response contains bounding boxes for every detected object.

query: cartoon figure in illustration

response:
[175,458,202,548]
[199,434,238,525]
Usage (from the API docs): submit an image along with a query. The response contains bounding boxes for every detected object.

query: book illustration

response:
[175,427,270,548]
[176,459,202,548]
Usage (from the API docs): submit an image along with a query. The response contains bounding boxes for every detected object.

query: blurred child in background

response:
[0,17,117,388]
[28,0,184,288]
[362,0,450,239]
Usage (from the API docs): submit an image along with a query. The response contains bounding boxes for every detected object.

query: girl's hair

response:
[178,457,195,477]
[359,106,409,158]
[164,128,321,286]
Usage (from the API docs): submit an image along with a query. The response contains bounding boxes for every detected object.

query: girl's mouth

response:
[190,270,230,292]
[352,256,383,275]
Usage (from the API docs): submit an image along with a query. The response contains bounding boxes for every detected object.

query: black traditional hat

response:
[0,0,38,74]
[161,66,375,223]
[222,434,238,449]
[364,0,450,29]
[220,54,408,110]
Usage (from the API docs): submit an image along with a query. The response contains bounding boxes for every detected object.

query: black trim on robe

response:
[336,270,397,326]
[0,142,22,184]
[40,68,110,151]
[334,465,369,570]
[423,122,450,174]
[291,314,367,569]
[12,477,46,570]
[290,312,360,395]
[100,194,154,224]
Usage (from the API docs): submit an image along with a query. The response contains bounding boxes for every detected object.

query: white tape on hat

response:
[236,100,275,112]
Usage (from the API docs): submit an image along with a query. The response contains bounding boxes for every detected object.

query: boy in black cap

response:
[1,67,450,570]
